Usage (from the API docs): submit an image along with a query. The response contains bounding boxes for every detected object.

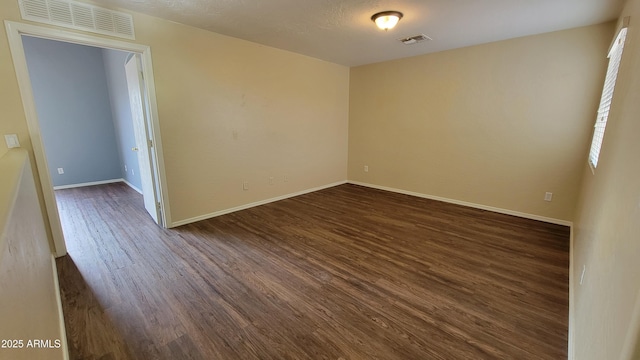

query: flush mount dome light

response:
[371,11,403,31]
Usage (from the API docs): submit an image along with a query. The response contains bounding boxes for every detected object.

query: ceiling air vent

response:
[18,0,135,40]
[399,34,432,45]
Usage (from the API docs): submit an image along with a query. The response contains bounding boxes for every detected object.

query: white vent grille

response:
[18,0,135,40]
[49,0,72,23]
[399,34,432,45]
[71,3,93,29]
[21,0,49,19]
[94,8,114,32]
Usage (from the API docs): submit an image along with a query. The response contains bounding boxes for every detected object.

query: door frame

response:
[4,20,172,257]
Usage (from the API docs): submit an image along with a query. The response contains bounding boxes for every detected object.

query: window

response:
[588,26,628,170]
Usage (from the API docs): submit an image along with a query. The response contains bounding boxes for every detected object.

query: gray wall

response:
[102,49,142,191]
[23,36,122,187]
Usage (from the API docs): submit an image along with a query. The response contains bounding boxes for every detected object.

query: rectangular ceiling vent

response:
[18,0,135,40]
[399,34,432,45]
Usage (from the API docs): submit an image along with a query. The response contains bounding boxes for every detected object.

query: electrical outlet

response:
[243,181,249,190]
[283,175,288,183]
[57,167,64,175]
[269,177,274,185]
[132,169,135,176]
[124,165,128,172]
[364,165,369,172]
[544,192,553,201]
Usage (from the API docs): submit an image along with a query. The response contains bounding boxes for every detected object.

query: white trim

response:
[52,178,142,194]
[50,254,69,360]
[171,181,348,227]
[568,227,575,360]
[348,181,573,227]
[5,21,66,257]
[4,20,172,256]
[53,178,123,190]
[123,179,142,194]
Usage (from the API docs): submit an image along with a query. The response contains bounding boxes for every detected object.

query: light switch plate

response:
[4,134,20,148]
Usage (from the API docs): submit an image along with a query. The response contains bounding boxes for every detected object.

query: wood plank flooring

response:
[55,183,569,359]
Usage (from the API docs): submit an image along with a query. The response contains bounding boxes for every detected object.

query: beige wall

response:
[4,1,637,355]
[572,0,640,358]
[348,23,614,222]
[0,10,31,162]
[0,149,66,360]
[0,1,349,225]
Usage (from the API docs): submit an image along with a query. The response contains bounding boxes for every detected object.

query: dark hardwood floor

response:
[55,183,569,359]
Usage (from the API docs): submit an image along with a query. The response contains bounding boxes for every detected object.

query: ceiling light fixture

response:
[371,11,403,31]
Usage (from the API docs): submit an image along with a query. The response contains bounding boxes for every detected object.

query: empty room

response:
[0,0,638,359]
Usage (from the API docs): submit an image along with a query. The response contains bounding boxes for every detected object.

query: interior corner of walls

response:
[348,181,573,227]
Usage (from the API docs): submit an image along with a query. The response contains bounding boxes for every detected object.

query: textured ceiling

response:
[91,0,624,66]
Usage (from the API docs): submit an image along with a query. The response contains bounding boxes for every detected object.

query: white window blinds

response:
[588,27,628,169]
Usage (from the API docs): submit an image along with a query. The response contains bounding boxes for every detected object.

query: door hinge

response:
[156,202,161,209]
[148,139,153,148]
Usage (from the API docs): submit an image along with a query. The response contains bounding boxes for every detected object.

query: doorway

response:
[5,21,171,257]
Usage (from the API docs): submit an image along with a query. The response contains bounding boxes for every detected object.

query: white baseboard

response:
[171,179,573,228]
[171,180,348,227]
[568,227,575,360]
[122,179,142,194]
[348,181,573,227]
[51,254,69,360]
[53,178,123,190]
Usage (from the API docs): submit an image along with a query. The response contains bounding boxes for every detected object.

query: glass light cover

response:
[375,15,400,30]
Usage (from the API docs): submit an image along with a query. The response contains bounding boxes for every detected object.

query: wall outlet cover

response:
[4,134,20,148]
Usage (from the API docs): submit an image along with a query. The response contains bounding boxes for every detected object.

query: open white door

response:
[125,54,161,225]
